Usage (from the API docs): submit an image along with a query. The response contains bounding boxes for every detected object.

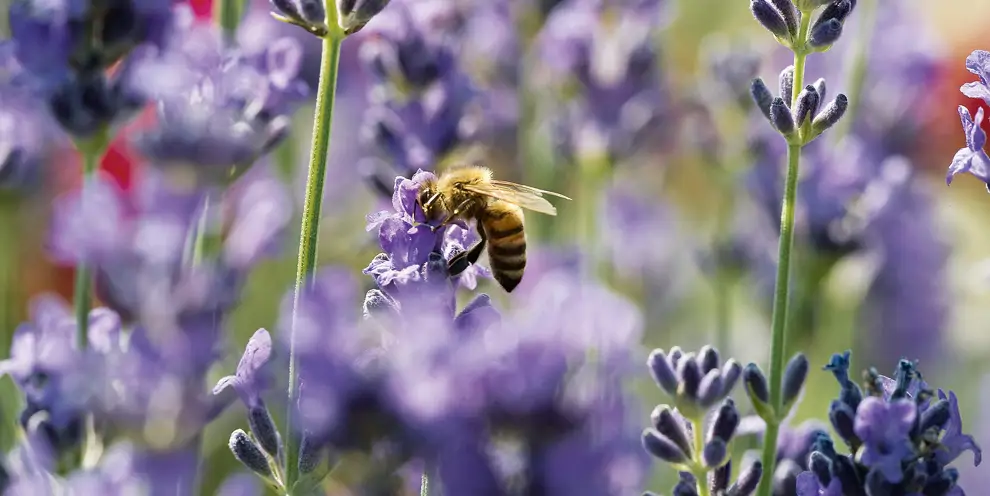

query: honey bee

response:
[418,165,570,292]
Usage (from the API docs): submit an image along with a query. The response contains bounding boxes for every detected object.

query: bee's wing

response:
[460,181,570,216]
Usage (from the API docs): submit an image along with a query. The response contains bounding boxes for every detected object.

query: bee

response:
[418,165,570,292]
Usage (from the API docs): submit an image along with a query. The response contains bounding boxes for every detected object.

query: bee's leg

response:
[438,200,473,228]
[448,227,487,276]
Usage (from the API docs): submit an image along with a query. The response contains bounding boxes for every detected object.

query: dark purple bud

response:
[642,429,690,464]
[697,345,720,374]
[809,19,843,48]
[298,432,323,474]
[827,400,859,448]
[702,438,727,468]
[751,0,791,39]
[229,429,272,478]
[743,363,771,406]
[810,94,848,138]
[750,78,774,120]
[248,402,281,458]
[728,460,763,496]
[709,399,740,443]
[770,97,795,135]
[651,405,693,457]
[809,452,832,487]
[832,455,863,494]
[864,468,892,496]
[337,0,392,35]
[648,349,680,396]
[779,66,795,106]
[771,459,801,496]
[792,86,820,128]
[697,370,724,409]
[270,0,327,32]
[677,354,702,400]
[768,0,799,35]
[919,399,951,433]
[721,359,742,397]
[815,0,854,26]
[672,480,700,496]
[811,78,827,103]
[782,353,809,407]
[711,459,731,493]
[363,288,398,319]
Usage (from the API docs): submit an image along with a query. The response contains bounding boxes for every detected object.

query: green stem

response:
[692,418,711,496]
[73,133,109,349]
[831,0,877,141]
[755,13,811,496]
[216,0,244,43]
[285,31,344,491]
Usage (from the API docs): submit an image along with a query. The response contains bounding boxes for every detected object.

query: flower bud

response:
[779,66,795,106]
[677,353,702,400]
[702,438,727,467]
[918,399,951,433]
[809,19,843,48]
[770,97,795,135]
[729,460,763,496]
[815,0,855,25]
[709,399,740,444]
[809,451,833,486]
[270,0,329,36]
[673,474,701,496]
[642,428,690,464]
[811,78,827,103]
[781,353,809,408]
[810,94,848,139]
[363,288,398,319]
[750,78,774,120]
[697,345,721,374]
[721,359,743,397]
[337,0,392,36]
[298,432,323,474]
[229,429,272,478]
[750,0,791,40]
[865,467,893,496]
[711,459,731,493]
[648,349,680,396]
[697,370,724,409]
[651,405,693,457]
[248,402,282,458]
[832,454,862,491]
[768,0,799,36]
[744,363,774,421]
[827,400,859,448]
[771,459,802,496]
[669,346,685,368]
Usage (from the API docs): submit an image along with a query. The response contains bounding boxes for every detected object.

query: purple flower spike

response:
[961,50,990,105]
[946,106,990,191]
[853,397,916,483]
[213,328,274,409]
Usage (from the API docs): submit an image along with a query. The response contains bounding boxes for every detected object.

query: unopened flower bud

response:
[721,359,743,397]
[744,363,774,420]
[809,451,833,486]
[702,438,727,467]
[697,345,720,374]
[918,399,951,433]
[782,353,809,408]
[832,454,861,491]
[648,349,680,396]
[768,0,799,36]
[709,399,740,444]
[651,405,693,456]
[770,97,795,136]
[298,432,323,474]
[642,429,690,464]
[363,288,398,319]
[677,353,702,400]
[248,403,282,458]
[729,460,763,496]
[772,459,802,496]
[827,400,859,448]
[810,94,848,139]
[229,429,272,478]
[711,459,732,493]
[815,0,855,26]
[751,0,791,40]
[750,78,774,120]
[779,66,795,106]
[811,78,827,103]
[697,370,724,409]
[865,467,893,496]
[337,0,392,36]
[270,0,328,36]
[809,19,843,48]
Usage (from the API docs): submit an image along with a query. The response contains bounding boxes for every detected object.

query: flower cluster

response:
[643,346,765,496]
[791,352,982,495]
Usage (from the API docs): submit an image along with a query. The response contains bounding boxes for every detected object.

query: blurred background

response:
[0,0,987,493]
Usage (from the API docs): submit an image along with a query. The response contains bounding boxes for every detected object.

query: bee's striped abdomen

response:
[482,202,527,292]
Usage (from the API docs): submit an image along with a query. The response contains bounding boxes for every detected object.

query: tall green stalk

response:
[754,11,811,496]
[216,0,246,43]
[73,132,109,349]
[285,29,344,491]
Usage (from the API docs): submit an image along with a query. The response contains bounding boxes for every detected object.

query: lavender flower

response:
[791,353,981,495]
[7,0,175,136]
[537,0,670,163]
[0,52,58,192]
[961,50,990,105]
[946,106,990,192]
[358,3,478,194]
[129,10,309,186]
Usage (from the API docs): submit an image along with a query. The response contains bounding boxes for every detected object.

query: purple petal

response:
[236,328,273,380]
[961,82,990,106]
[965,50,990,84]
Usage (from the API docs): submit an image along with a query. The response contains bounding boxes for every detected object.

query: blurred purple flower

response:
[129,10,308,185]
[213,328,273,409]
[945,106,990,191]
[537,0,671,162]
[0,50,59,192]
[961,50,990,105]
[854,397,916,483]
[6,0,176,136]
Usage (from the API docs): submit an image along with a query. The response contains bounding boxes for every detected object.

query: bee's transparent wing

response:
[460,181,570,216]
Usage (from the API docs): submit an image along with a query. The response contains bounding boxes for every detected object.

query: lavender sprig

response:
[747,2,854,496]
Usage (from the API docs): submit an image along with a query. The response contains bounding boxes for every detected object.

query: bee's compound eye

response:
[418,190,432,208]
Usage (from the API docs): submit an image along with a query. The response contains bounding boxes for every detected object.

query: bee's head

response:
[417,182,444,222]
